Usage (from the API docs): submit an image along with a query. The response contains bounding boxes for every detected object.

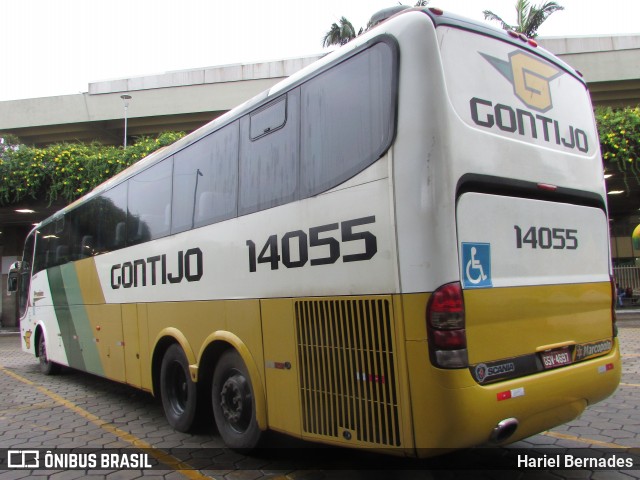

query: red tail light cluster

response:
[427,282,469,368]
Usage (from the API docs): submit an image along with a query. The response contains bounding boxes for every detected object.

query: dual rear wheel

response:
[159,345,262,449]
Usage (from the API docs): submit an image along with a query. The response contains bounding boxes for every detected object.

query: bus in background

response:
[11,6,619,454]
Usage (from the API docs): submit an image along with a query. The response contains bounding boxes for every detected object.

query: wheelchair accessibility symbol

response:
[462,243,492,288]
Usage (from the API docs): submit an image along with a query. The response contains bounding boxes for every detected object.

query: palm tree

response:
[322,1,430,48]
[483,0,564,38]
[322,17,357,48]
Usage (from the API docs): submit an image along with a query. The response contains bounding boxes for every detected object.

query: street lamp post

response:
[120,94,132,148]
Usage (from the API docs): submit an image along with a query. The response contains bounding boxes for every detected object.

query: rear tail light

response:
[427,282,468,368]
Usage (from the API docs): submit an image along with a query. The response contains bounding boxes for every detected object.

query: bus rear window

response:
[300,41,396,197]
[438,27,596,156]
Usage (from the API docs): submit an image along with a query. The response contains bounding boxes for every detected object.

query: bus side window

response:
[55,245,69,264]
[34,223,56,273]
[172,122,239,234]
[300,41,395,197]
[68,201,98,259]
[114,222,126,248]
[33,227,46,274]
[250,95,287,140]
[97,182,128,253]
[239,91,300,216]
[80,236,94,258]
[128,157,173,246]
[49,215,69,268]
[18,233,36,317]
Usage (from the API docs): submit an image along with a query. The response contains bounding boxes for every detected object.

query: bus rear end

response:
[394,10,620,452]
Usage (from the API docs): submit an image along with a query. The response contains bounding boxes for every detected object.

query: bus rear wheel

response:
[211,350,262,449]
[160,344,197,432]
[38,333,60,375]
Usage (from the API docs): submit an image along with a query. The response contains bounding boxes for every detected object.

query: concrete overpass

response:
[539,35,640,107]
[0,35,638,148]
[0,56,322,147]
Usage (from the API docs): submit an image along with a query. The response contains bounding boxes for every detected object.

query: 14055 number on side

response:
[246,216,377,272]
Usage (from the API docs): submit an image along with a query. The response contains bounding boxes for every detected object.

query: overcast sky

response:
[1,0,638,102]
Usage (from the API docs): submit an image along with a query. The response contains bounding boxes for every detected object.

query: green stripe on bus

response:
[48,265,104,376]
[48,266,85,370]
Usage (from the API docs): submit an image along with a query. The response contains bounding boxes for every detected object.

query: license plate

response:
[540,347,573,370]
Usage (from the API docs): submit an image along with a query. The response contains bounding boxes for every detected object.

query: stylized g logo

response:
[481,50,562,113]
[509,51,561,112]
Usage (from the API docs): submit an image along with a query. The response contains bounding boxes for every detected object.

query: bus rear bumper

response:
[406,338,621,455]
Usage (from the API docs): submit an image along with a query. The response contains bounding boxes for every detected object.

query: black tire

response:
[160,344,198,432]
[38,333,60,375]
[212,350,263,450]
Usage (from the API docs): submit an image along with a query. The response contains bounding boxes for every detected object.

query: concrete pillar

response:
[1,226,29,327]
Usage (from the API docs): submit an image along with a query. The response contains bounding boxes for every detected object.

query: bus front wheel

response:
[211,350,262,449]
[38,333,60,375]
[160,344,197,432]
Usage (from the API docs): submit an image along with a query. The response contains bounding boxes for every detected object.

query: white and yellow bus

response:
[11,7,620,454]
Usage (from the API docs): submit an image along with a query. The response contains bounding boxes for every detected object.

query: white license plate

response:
[541,347,573,369]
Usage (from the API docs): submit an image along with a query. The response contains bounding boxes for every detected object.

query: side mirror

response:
[7,270,18,293]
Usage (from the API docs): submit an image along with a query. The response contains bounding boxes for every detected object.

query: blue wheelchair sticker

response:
[462,243,492,289]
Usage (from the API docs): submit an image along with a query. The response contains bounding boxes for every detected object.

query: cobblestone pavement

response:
[0,318,638,480]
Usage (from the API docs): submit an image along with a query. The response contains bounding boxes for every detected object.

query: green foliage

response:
[596,106,640,186]
[0,131,185,206]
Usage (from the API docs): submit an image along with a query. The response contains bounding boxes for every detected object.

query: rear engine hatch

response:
[457,192,613,383]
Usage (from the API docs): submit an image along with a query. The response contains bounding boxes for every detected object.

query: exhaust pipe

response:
[490,418,519,443]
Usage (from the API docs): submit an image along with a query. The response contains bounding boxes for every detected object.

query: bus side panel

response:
[284,295,408,450]
[21,272,71,370]
[226,299,265,389]
[261,298,302,436]
[48,264,105,377]
[122,303,142,388]
[75,257,127,383]
[137,303,152,391]
[93,161,397,305]
[391,13,460,295]
[75,257,107,305]
[262,294,417,452]
[86,303,125,383]
[77,256,147,389]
